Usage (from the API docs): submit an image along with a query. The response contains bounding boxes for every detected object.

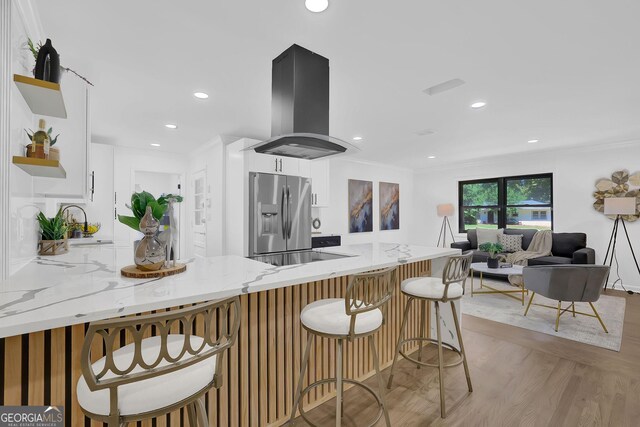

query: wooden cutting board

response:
[121,263,186,278]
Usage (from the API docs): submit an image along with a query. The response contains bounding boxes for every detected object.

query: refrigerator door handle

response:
[286,186,292,239]
[281,186,287,239]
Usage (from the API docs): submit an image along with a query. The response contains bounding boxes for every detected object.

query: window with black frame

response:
[458,173,553,232]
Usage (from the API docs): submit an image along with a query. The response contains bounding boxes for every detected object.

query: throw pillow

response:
[476,228,504,246]
[499,233,523,253]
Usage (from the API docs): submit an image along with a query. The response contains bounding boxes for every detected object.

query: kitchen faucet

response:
[61,204,88,233]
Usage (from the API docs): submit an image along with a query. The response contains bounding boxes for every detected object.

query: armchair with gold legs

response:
[522,265,609,333]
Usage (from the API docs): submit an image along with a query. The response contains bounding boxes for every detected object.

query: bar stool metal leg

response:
[435,301,446,418]
[336,338,344,427]
[451,301,472,393]
[387,297,413,388]
[195,397,208,426]
[417,300,426,368]
[290,334,314,425]
[187,403,197,426]
[369,335,391,427]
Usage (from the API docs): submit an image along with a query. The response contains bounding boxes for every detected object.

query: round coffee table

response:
[469,262,527,305]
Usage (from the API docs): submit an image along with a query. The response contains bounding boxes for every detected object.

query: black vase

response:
[34,39,60,83]
[487,257,499,269]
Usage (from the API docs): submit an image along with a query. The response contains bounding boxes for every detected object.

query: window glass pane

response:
[462,182,498,206]
[506,177,551,205]
[462,207,499,230]
[506,208,552,230]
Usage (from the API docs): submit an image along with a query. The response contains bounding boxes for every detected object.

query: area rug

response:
[461,278,626,351]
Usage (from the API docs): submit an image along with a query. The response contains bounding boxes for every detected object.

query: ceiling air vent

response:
[423,78,465,96]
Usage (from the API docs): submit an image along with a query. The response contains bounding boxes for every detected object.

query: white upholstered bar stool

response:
[289,266,397,427]
[387,253,473,418]
[76,297,240,427]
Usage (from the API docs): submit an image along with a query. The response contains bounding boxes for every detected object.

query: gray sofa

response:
[451,229,595,265]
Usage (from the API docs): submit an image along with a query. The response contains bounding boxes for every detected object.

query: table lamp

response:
[603,197,640,291]
[436,203,456,248]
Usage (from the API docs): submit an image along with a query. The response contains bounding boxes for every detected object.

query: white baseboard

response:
[607,281,640,293]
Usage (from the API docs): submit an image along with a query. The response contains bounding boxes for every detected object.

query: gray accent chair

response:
[451,229,596,265]
[522,265,609,332]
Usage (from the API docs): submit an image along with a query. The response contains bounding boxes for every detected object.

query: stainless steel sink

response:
[248,250,353,267]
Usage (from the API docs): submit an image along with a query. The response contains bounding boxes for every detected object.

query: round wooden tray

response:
[121,263,187,278]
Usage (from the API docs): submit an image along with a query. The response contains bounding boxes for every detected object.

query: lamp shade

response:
[604,197,637,215]
[437,203,455,217]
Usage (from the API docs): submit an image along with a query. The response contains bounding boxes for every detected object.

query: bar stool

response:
[289,266,397,426]
[77,297,240,427]
[387,253,473,418]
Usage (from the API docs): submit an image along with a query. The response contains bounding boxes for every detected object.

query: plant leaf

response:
[117,215,140,231]
[147,200,167,220]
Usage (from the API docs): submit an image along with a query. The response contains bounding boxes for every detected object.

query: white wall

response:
[414,141,640,291]
[7,1,44,275]
[318,157,416,246]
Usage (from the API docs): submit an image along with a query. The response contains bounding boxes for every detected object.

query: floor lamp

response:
[603,197,640,292]
[436,203,456,248]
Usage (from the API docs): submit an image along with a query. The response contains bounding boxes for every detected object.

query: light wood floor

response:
[301,290,640,426]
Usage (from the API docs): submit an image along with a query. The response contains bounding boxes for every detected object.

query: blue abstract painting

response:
[379,182,400,230]
[348,179,373,233]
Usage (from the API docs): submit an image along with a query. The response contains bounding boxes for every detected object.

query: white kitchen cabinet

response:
[86,143,114,240]
[33,75,90,198]
[310,159,330,207]
[246,151,310,177]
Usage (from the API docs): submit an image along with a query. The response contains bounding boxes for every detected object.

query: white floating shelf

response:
[13,74,67,119]
[12,156,67,178]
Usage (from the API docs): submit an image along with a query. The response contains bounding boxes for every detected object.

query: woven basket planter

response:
[38,239,69,256]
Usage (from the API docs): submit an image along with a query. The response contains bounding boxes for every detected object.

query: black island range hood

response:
[249,44,358,160]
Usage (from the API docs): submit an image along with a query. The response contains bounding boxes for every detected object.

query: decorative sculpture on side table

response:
[159,196,179,268]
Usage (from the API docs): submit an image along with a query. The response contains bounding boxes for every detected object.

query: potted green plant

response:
[117,191,183,232]
[36,209,68,255]
[117,191,183,259]
[478,242,504,269]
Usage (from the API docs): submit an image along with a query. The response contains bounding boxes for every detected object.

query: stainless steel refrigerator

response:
[249,172,312,256]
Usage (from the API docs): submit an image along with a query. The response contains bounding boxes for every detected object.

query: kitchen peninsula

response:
[0,242,459,426]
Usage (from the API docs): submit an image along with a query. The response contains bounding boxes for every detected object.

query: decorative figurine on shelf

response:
[134,206,166,271]
[34,39,61,83]
[26,119,51,159]
[159,196,179,268]
[25,121,60,160]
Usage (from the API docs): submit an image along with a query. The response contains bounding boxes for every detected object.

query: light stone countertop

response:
[0,243,459,338]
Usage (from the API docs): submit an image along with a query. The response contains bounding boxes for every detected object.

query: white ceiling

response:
[34,0,640,169]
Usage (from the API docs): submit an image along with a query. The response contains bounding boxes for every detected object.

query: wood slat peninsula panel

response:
[0,260,430,426]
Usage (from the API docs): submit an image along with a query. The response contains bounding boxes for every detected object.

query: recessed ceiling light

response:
[470,101,487,109]
[150,143,161,147]
[353,136,363,141]
[527,139,539,144]
[193,92,209,99]
[305,0,329,12]
[164,123,177,129]
[428,155,436,159]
